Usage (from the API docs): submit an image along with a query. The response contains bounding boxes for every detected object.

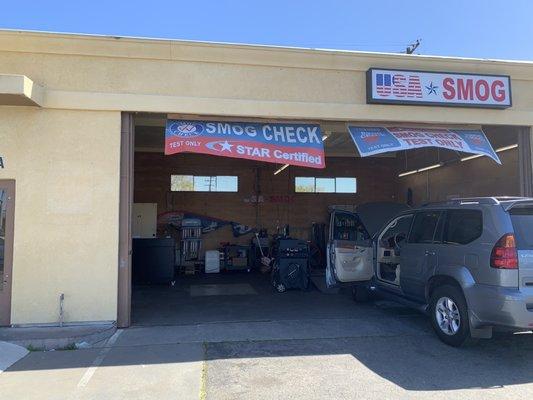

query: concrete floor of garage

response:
[131,270,409,326]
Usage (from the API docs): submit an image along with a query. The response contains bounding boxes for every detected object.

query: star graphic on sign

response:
[425,82,439,95]
[220,140,233,152]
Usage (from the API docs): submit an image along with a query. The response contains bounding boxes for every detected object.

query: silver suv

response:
[326,198,533,346]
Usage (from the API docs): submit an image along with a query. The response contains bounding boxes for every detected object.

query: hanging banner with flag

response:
[165,120,325,169]
[347,126,501,164]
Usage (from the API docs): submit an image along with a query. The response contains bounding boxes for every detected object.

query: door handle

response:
[425,250,436,256]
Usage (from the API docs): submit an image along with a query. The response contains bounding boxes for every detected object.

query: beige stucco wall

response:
[0,107,121,324]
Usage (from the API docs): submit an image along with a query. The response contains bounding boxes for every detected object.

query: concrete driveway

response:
[1,301,532,400]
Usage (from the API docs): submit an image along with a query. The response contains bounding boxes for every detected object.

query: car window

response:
[333,212,369,243]
[408,211,442,244]
[442,209,483,245]
[509,207,533,250]
[379,214,413,249]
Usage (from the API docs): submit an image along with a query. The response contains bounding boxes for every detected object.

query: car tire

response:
[429,285,472,347]
[351,286,370,302]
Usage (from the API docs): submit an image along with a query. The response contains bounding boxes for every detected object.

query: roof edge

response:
[0,29,532,74]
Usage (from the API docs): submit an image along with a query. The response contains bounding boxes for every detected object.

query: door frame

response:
[117,113,134,328]
[375,213,414,286]
[519,127,533,197]
[0,179,15,326]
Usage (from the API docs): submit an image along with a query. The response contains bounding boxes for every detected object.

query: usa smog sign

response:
[367,68,511,108]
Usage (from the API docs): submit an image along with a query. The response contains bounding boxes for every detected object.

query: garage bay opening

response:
[129,114,523,326]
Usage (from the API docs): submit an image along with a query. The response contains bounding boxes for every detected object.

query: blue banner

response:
[348,126,501,164]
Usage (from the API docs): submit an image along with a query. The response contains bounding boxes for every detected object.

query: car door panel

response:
[400,210,443,301]
[331,241,373,282]
[400,245,439,299]
[326,210,373,285]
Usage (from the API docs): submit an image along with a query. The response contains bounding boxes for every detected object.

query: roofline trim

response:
[39,88,533,125]
[1,29,533,75]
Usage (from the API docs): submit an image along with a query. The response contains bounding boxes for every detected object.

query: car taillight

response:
[490,233,518,269]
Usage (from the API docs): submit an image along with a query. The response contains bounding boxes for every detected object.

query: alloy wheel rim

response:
[435,297,461,335]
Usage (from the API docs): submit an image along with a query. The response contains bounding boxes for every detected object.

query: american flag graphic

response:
[376,73,392,96]
[375,73,422,98]
[406,75,422,98]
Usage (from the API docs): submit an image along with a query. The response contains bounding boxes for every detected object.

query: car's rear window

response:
[509,207,533,250]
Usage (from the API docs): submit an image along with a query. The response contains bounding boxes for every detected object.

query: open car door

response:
[326,210,373,287]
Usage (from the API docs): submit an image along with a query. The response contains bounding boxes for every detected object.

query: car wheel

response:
[429,285,472,347]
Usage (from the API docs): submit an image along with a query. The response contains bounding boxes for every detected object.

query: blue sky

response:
[1,0,532,60]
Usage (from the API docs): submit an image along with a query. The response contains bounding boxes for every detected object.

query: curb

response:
[4,325,117,351]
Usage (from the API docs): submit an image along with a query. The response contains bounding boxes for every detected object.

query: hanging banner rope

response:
[347,126,501,164]
[165,120,325,169]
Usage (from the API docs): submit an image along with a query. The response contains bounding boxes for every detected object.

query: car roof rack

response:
[421,197,531,207]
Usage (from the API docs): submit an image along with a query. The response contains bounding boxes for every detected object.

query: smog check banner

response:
[165,120,325,169]
[348,126,501,164]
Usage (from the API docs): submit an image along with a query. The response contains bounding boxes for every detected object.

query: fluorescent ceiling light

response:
[398,169,418,177]
[400,143,519,177]
[496,144,518,152]
[274,164,289,175]
[460,144,517,162]
[417,163,443,173]
[460,154,483,162]
[398,163,443,177]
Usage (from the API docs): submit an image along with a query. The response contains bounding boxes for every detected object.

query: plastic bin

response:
[205,250,220,273]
